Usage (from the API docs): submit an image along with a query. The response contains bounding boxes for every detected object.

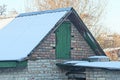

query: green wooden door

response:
[55,22,71,59]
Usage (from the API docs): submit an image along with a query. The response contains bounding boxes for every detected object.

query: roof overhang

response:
[56,61,120,71]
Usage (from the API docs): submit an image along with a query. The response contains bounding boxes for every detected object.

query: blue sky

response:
[0,0,120,34]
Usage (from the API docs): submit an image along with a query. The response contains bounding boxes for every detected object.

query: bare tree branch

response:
[0,4,6,15]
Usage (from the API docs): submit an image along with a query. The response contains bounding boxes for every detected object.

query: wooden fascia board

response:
[0,60,27,68]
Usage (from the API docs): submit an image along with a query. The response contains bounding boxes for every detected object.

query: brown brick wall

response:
[71,24,95,59]
[29,32,56,59]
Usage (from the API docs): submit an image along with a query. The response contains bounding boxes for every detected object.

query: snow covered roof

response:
[64,61,89,64]
[88,56,109,58]
[75,61,120,70]
[0,8,71,60]
[63,61,120,70]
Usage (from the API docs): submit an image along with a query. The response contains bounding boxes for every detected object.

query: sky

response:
[0,0,120,34]
[0,0,25,13]
[102,0,120,34]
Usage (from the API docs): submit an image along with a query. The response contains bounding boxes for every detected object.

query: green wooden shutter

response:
[55,22,71,59]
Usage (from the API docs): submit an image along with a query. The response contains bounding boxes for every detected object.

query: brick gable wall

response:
[29,21,95,60]
[71,23,94,59]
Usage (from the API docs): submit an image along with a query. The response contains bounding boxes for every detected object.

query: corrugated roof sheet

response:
[0,8,70,60]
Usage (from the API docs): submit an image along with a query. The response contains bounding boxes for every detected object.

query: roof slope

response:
[0,8,70,60]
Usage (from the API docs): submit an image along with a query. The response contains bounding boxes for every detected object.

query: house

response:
[0,7,105,80]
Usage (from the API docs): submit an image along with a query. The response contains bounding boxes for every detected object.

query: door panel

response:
[55,22,71,59]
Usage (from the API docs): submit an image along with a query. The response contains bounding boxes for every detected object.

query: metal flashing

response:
[17,7,72,17]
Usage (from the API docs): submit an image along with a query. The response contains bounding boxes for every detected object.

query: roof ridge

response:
[17,7,72,17]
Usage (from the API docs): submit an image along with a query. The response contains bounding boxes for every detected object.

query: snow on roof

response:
[88,56,109,58]
[64,60,120,70]
[0,8,70,60]
[64,61,89,64]
[17,7,71,17]
[75,61,120,70]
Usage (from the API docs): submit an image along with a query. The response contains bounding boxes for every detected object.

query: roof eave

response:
[56,62,120,71]
[0,59,28,68]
